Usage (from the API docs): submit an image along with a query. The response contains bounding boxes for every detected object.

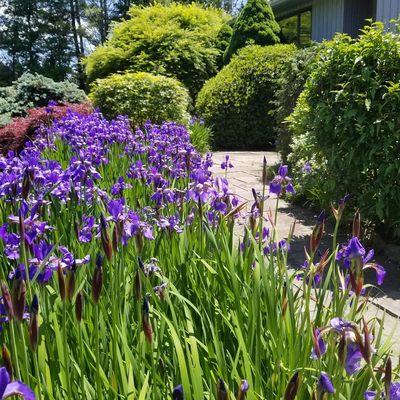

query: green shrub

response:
[196,44,296,150]
[0,73,86,126]
[288,23,400,240]
[223,0,280,63]
[83,3,229,97]
[189,117,212,153]
[215,21,234,69]
[274,44,321,163]
[89,71,190,125]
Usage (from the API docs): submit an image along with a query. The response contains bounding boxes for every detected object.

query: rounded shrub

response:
[223,0,280,63]
[196,44,296,150]
[274,44,321,163]
[89,72,190,125]
[288,23,400,240]
[83,3,229,97]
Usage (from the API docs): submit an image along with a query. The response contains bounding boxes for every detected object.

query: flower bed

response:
[0,108,396,399]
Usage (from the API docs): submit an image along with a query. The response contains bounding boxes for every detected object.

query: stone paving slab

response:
[211,151,400,355]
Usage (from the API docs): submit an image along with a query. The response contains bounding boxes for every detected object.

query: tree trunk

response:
[69,0,85,88]
[75,0,85,56]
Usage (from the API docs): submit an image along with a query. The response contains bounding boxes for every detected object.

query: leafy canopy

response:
[224,0,280,63]
[84,3,230,97]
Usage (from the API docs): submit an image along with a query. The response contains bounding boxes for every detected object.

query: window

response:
[279,10,312,47]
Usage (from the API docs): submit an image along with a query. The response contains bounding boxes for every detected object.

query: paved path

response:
[211,151,400,355]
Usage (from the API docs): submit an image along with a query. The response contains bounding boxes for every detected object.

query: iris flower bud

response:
[385,357,392,399]
[75,291,83,322]
[29,295,39,350]
[142,296,153,344]
[112,224,119,253]
[92,254,104,304]
[2,344,13,379]
[310,211,325,254]
[338,334,346,366]
[217,378,228,400]
[1,282,14,320]
[100,214,112,261]
[12,278,26,322]
[262,156,268,185]
[284,372,300,400]
[352,211,361,238]
[134,268,142,301]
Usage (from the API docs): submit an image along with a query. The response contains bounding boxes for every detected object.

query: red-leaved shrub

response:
[0,102,93,154]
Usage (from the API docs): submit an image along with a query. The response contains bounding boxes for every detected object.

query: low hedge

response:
[89,72,190,125]
[288,23,400,240]
[196,44,296,150]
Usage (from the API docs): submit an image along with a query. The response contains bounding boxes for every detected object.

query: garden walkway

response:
[211,151,400,354]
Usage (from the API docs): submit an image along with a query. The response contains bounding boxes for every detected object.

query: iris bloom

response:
[269,165,295,196]
[365,382,400,399]
[0,367,35,399]
[318,372,335,394]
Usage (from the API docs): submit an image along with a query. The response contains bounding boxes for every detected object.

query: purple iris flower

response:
[172,384,184,400]
[221,155,233,170]
[311,329,327,359]
[345,343,362,375]
[318,372,335,394]
[337,237,386,286]
[365,382,400,400]
[344,237,366,260]
[0,367,35,399]
[330,317,353,334]
[269,164,295,196]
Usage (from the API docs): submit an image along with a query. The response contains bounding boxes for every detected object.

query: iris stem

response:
[18,322,30,386]
[62,301,72,397]
[94,305,103,400]
[78,325,85,397]
[10,320,21,380]
[32,350,43,400]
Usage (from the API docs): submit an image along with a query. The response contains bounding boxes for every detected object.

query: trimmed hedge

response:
[274,45,321,163]
[0,73,86,126]
[288,23,400,240]
[196,44,295,150]
[83,3,229,98]
[89,72,190,125]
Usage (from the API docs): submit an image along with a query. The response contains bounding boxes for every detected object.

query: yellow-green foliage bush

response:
[84,3,229,97]
[89,72,190,125]
[196,44,295,150]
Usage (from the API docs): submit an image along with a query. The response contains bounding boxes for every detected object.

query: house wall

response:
[376,0,400,24]
[311,0,345,41]
[344,0,375,37]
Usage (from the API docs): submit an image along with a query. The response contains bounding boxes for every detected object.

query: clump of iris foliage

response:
[0,105,397,400]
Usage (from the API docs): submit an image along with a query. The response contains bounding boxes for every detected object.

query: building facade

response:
[271,0,400,44]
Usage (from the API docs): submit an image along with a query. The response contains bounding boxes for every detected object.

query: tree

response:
[223,0,280,63]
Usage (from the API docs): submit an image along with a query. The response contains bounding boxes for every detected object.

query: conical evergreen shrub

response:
[224,0,280,63]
